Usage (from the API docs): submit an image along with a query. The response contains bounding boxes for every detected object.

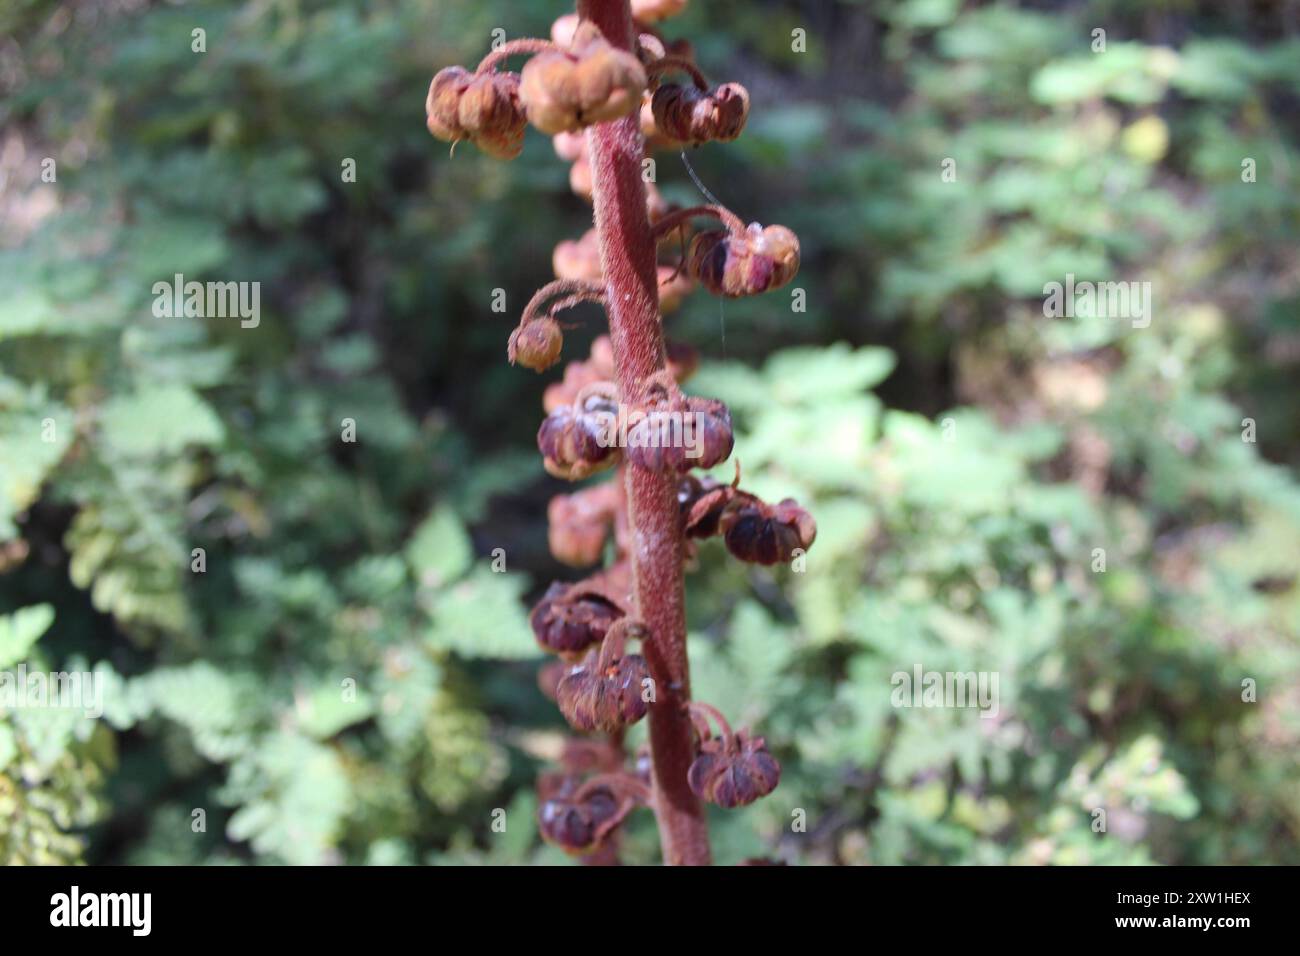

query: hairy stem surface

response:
[578,0,711,866]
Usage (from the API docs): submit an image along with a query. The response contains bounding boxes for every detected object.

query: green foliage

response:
[1,0,1297,866]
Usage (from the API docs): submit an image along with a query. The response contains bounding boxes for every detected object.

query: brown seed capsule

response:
[550,13,580,48]
[553,129,587,163]
[568,154,594,201]
[633,0,689,22]
[688,223,800,297]
[626,395,733,474]
[508,317,564,371]
[458,73,528,159]
[537,781,627,855]
[547,484,617,567]
[687,730,781,808]
[677,475,742,538]
[640,92,684,150]
[720,497,816,565]
[537,392,620,480]
[553,229,603,283]
[529,581,622,655]
[519,23,647,135]
[425,67,527,160]
[651,82,750,145]
[426,66,473,141]
[556,649,651,733]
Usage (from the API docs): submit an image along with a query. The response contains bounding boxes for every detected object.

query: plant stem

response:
[578,0,712,866]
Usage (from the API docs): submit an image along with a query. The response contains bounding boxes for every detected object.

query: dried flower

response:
[633,0,690,22]
[687,729,781,808]
[721,497,816,565]
[537,778,628,855]
[651,82,750,145]
[553,229,603,283]
[677,474,740,538]
[507,317,564,371]
[547,484,617,567]
[550,13,580,48]
[640,93,684,150]
[537,390,620,481]
[519,23,647,135]
[688,222,800,297]
[626,394,734,474]
[425,67,527,159]
[569,154,594,201]
[529,581,622,655]
[556,648,651,733]
[553,131,586,165]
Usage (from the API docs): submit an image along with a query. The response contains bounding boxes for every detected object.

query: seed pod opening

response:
[720,497,816,566]
[687,730,781,809]
[529,581,622,655]
[688,223,800,298]
[556,650,651,733]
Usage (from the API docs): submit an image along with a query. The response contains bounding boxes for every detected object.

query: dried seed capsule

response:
[720,497,816,565]
[640,92,684,150]
[426,66,473,141]
[542,341,616,412]
[553,229,603,283]
[568,154,593,201]
[556,649,651,733]
[425,67,527,159]
[651,82,750,145]
[677,475,741,538]
[529,581,622,655]
[688,222,800,297]
[550,13,580,48]
[553,129,587,163]
[626,396,733,474]
[519,23,647,134]
[458,73,528,159]
[547,485,616,567]
[537,393,620,480]
[687,730,781,808]
[633,0,689,22]
[508,317,564,371]
[537,782,626,855]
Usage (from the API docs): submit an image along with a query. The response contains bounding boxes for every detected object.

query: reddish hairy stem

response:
[578,0,712,866]
[651,204,748,240]
[519,278,605,325]
[645,56,709,90]
[475,38,558,74]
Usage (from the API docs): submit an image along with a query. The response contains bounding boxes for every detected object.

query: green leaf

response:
[100,386,225,457]
[0,604,55,669]
[425,568,540,659]
[406,505,473,587]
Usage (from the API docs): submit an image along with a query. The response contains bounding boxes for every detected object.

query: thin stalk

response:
[578,0,712,866]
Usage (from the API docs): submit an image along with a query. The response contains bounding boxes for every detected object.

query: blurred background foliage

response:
[1,0,1297,865]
